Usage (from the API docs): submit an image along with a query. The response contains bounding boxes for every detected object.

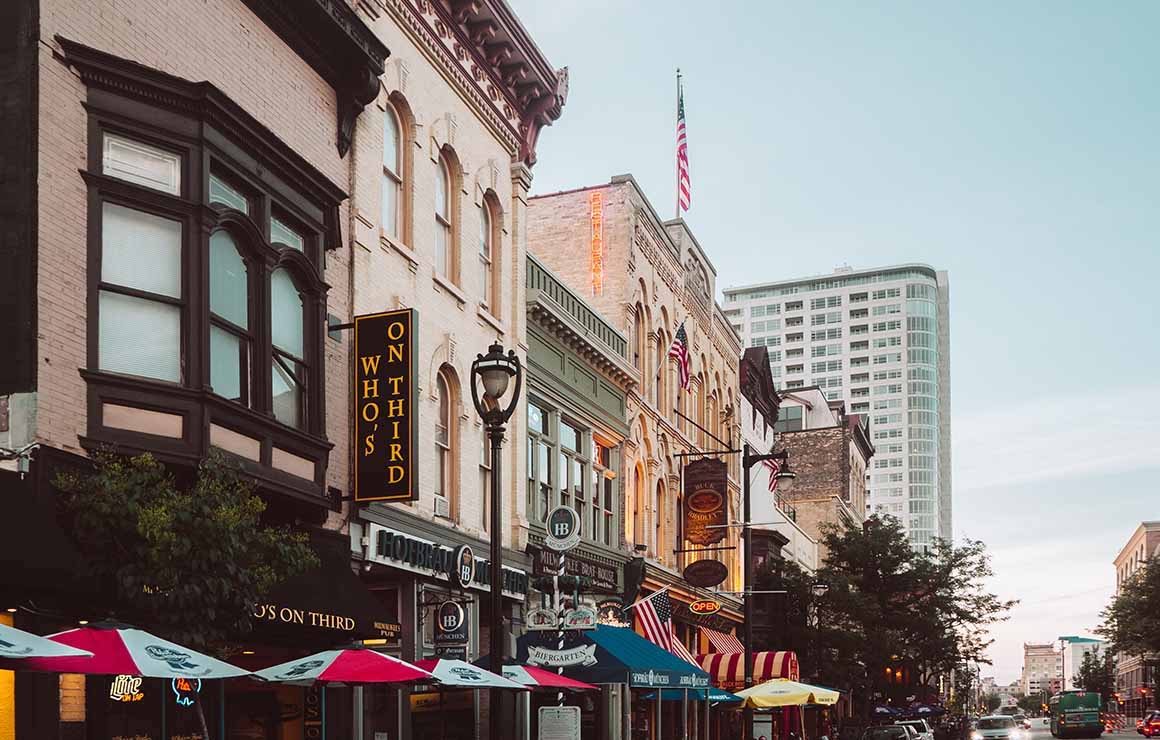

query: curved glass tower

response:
[723,265,951,549]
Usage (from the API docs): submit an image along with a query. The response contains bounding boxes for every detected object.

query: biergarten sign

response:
[527,644,598,668]
[545,505,581,551]
[683,558,728,588]
[682,458,728,546]
[354,308,418,502]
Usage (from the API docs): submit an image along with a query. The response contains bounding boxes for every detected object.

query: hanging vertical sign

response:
[683,458,728,545]
[354,308,418,502]
[589,190,604,296]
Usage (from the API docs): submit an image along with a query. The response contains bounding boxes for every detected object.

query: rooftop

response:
[724,263,940,297]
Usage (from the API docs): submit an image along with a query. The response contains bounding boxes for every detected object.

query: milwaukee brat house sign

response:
[682,458,728,546]
[354,309,418,502]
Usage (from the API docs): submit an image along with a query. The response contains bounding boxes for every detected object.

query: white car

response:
[971,715,1025,740]
[896,719,935,740]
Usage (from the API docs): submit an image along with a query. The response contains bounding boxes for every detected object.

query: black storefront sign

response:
[435,601,469,645]
[683,458,728,546]
[530,546,619,593]
[354,309,418,502]
[373,528,529,595]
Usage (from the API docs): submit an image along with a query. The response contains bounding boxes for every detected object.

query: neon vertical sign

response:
[589,190,604,296]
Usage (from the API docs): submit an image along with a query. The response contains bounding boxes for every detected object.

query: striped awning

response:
[703,627,744,653]
[697,651,799,689]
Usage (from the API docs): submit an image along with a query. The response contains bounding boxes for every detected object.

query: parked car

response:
[897,719,936,740]
[1138,711,1160,738]
[862,726,911,740]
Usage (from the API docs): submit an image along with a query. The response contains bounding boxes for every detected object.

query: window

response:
[98,202,183,382]
[786,348,803,359]
[850,324,868,336]
[434,153,453,278]
[873,398,902,409]
[479,199,499,316]
[786,332,803,343]
[873,303,902,316]
[270,270,306,429]
[434,369,455,517]
[872,288,901,300]
[874,383,902,395]
[851,402,869,413]
[786,364,804,374]
[785,301,803,311]
[874,369,903,381]
[850,292,868,303]
[786,316,803,327]
[873,320,902,332]
[481,426,491,532]
[382,104,403,238]
[785,380,804,389]
[850,387,869,398]
[849,309,868,319]
[851,373,869,383]
[811,344,841,358]
[527,401,552,523]
[631,306,645,370]
[873,352,902,365]
[209,231,250,403]
[810,296,841,310]
[850,356,869,367]
[811,360,842,374]
[592,439,616,547]
[654,481,666,562]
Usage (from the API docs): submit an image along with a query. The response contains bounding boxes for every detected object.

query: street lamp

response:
[470,342,523,740]
[809,581,829,681]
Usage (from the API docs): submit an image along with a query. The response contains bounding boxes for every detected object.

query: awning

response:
[697,651,799,689]
[516,624,710,689]
[642,687,744,703]
[702,627,744,653]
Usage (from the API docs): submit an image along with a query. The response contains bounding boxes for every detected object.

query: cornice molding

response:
[527,294,637,390]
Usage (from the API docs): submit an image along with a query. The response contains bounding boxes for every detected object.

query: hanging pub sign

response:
[452,545,476,589]
[435,601,468,646]
[562,606,598,631]
[683,558,728,588]
[683,458,728,546]
[526,606,558,632]
[354,308,418,502]
[544,505,581,551]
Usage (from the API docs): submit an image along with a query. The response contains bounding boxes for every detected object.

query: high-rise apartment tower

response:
[723,265,951,548]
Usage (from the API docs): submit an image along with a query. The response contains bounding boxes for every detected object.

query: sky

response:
[510,0,1160,683]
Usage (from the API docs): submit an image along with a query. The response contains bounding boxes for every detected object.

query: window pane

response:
[383,108,400,173]
[209,231,248,328]
[435,158,449,218]
[99,291,180,382]
[102,133,180,195]
[270,270,303,358]
[102,203,182,298]
[270,216,304,252]
[435,223,449,276]
[382,175,398,237]
[210,325,245,401]
[479,204,490,258]
[209,174,249,214]
[272,356,302,429]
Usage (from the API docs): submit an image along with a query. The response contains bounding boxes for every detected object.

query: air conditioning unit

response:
[434,496,450,519]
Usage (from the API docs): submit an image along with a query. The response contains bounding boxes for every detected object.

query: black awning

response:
[0,467,96,604]
[255,528,398,645]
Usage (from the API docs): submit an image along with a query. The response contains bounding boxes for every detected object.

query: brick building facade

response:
[1113,522,1160,718]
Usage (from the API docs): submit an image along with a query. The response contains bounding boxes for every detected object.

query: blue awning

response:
[516,624,710,689]
[642,687,744,703]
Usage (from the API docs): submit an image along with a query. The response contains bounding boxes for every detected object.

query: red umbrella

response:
[501,664,598,691]
[6,622,248,678]
[254,648,433,685]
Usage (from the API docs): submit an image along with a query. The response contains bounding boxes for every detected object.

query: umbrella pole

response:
[682,689,688,740]
[657,690,662,740]
[321,684,327,740]
[440,690,445,740]
[703,692,709,740]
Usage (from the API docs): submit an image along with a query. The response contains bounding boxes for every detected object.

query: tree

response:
[1073,647,1116,704]
[1098,556,1160,657]
[985,693,1002,712]
[56,450,318,650]
[1017,693,1044,714]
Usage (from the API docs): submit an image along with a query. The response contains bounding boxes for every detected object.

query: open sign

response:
[689,599,722,615]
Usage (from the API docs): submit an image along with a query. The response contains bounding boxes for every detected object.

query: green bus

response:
[1049,691,1103,738]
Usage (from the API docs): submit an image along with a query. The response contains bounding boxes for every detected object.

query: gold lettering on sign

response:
[253,604,356,632]
[355,309,416,502]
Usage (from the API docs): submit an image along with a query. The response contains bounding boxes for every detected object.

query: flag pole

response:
[675,68,681,220]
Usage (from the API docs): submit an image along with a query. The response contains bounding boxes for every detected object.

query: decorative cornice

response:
[528,299,637,389]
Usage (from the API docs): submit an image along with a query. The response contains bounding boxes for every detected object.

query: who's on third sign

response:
[354,309,418,502]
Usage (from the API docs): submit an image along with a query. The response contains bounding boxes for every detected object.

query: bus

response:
[1049,691,1103,738]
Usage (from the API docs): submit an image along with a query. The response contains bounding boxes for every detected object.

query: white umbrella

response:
[414,659,528,690]
[0,622,93,659]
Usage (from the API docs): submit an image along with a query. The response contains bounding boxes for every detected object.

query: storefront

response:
[352,505,530,740]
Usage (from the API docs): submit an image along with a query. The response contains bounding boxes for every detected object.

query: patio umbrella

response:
[0,622,93,660]
[3,622,248,678]
[736,678,840,709]
[254,647,433,685]
[500,665,598,691]
[909,704,947,718]
[413,659,527,690]
[872,704,903,718]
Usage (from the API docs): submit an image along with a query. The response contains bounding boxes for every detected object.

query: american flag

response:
[634,590,699,666]
[676,79,691,213]
[763,457,781,493]
[668,322,690,392]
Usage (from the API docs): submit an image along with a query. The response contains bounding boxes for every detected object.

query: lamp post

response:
[742,444,797,740]
[809,581,829,682]
[470,342,523,740]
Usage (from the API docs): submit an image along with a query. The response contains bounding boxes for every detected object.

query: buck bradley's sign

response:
[354,309,418,502]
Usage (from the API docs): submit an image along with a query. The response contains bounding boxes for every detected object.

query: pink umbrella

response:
[254,648,433,685]
[501,664,598,691]
[6,622,248,678]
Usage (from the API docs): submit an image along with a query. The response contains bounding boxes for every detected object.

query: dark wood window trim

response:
[62,38,343,510]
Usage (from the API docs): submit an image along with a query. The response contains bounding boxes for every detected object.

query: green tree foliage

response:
[1098,556,1160,657]
[1017,693,1045,714]
[55,450,318,652]
[810,515,1015,708]
[1073,647,1116,704]
[985,693,1003,712]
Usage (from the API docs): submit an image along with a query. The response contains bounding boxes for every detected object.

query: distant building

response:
[723,264,951,550]
[1113,522,1160,717]
[1059,636,1105,691]
[1022,642,1060,696]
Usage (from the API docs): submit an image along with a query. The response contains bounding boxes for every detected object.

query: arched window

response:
[631,466,644,545]
[654,330,666,409]
[209,230,250,404]
[270,269,305,429]
[382,104,403,239]
[654,479,666,562]
[631,306,644,370]
[479,198,498,316]
[434,367,457,519]
[434,154,453,279]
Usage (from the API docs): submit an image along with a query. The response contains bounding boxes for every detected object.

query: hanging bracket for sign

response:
[353,308,419,502]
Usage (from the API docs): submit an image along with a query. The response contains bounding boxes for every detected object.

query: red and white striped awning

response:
[697,651,799,689]
[702,627,744,654]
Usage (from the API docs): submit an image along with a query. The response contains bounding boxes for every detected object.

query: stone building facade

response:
[527,174,745,654]
[1113,521,1160,718]
[0,0,563,737]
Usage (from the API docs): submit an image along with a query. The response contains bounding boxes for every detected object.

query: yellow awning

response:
[736,678,841,709]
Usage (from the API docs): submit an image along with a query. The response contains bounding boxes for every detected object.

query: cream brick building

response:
[528,175,746,653]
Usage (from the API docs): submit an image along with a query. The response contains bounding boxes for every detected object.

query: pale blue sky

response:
[512,0,1160,681]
